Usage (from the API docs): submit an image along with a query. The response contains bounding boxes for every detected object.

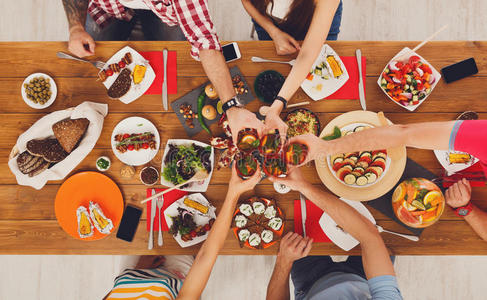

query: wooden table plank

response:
[1,41,487,78]
[0,219,485,255]
[1,75,487,114]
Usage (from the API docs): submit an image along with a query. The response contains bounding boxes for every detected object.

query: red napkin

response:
[141,51,177,95]
[146,189,188,231]
[442,162,487,188]
[294,199,331,243]
[325,56,366,100]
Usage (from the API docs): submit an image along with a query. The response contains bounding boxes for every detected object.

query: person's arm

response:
[177,165,261,299]
[446,178,487,241]
[270,169,395,279]
[266,233,312,300]
[241,0,300,55]
[264,0,340,138]
[61,0,95,57]
[289,121,457,165]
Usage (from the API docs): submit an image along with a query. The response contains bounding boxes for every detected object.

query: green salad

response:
[163,143,212,185]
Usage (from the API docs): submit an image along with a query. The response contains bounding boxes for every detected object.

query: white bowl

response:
[377,47,441,112]
[21,73,57,109]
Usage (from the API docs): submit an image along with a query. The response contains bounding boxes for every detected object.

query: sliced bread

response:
[52,118,89,153]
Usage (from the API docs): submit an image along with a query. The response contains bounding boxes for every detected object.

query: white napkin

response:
[8,101,108,190]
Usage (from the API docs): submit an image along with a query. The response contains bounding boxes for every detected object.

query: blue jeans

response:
[85,10,186,41]
[253,0,343,41]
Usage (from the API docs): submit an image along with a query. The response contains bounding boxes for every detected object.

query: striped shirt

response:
[106,268,182,299]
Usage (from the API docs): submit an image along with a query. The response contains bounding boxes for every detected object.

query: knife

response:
[299,193,307,237]
[148,188,157,250]
[162,49,168,111]
[355,49,366,111]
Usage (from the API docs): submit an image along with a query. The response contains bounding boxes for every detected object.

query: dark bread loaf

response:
[52,118,89,153]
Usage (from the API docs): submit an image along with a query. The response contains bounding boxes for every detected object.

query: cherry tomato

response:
[127,144,135,151]
[204,224,211,231]
[122,133,130,139]
[395,62,404,69]
[393,70,403,79]
[420,64,432,74]
[402,63,412,74]
[190,231,197,238]
[142,142,149,149]
[416,81,424,90]
[409,55,421,66]
[106,69,114,76]
[118,61,126,68]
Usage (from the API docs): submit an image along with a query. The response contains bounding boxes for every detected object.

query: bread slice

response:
[18,155,41,174]
[28,160,49,177]
[26,139,56,157]
[17,151,35,168]
[21,156,45,174]
[52,118,89,153]
[43,140,68,163]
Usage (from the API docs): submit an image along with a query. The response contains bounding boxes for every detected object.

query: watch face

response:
[458,208,468,216]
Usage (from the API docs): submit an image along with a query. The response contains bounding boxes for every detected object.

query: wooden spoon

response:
[140,170,209,204]
[377,111,402,161]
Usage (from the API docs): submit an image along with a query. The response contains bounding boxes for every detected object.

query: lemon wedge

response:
[424,190,442,206]
[392,184,405,203]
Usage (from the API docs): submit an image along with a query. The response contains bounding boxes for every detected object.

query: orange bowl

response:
[392,178,445,228]
[54,171,124,241]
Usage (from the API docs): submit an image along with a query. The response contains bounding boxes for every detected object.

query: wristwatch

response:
[453,202,473,217]
[222,96,243,113]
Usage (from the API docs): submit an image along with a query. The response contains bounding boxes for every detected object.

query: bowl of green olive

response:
[21,73,57,109]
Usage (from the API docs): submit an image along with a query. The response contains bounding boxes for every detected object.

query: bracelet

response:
[274,96,288,109]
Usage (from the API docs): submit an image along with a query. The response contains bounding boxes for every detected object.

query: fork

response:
[56,52,106,69]
[251,56,295,66]
[157,195,164,246]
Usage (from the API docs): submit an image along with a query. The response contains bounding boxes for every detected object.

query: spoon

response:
[376,225,419,242]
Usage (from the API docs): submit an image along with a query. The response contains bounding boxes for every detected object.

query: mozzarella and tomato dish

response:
[380,55,436,107]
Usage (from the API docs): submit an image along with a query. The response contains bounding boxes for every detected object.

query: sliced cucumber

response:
[344,173,357,185]
[356,176,368,186]
[333,157,344,164]
[364,172,377,184]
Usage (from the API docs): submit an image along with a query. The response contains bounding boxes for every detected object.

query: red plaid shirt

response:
[88,0,221,59]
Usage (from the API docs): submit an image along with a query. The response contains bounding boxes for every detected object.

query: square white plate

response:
[434,150,479,176]
[377,47,441,112]
[164,193,216,248]
[300,44,349,101]
[100,45,155,104]
[160,139,214,192]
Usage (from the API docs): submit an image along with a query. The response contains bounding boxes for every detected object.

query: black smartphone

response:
[441,58,478,83]
[222,42,241,63]
[116,205,142,242]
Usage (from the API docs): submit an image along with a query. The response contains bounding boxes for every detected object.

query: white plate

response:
[319,198,376,251]
[100,45,155,104]
[110,116,160,166]
[300,44,349,101]
[377,47,441,112]
[434,150,479,176]
[21,73,57,109]
[160,139,214,192]
[164,193,216,248]
[326,122,391,188]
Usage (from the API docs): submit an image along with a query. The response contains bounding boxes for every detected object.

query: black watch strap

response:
[222,97,240,113]
[274,96,288,109]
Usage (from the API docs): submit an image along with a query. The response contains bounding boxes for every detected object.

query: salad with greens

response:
[163,143,212,185]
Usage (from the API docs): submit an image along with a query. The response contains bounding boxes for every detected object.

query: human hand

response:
[226,107,264,145]
[268,167,308,192]
[286,134,325,167]
[271,30,301,55]
[68,26,95,57]
[228,162,262,196]
[445,178,472,208]
[264,101,288,144]
[277,232,312,266]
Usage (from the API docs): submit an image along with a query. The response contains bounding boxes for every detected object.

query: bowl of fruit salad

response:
[392,178,445,228]
[378,47,441,111]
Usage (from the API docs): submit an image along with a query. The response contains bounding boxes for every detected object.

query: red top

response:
[451,120,487,175]
[88,0,221,59]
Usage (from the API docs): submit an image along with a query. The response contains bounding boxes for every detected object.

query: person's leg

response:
[251,19,273,41]
[85,13,135,41]
[326,0,343,41]
[138,10,186,41]
[291,256,334,299]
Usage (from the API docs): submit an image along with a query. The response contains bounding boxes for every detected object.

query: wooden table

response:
[1,41,487,255]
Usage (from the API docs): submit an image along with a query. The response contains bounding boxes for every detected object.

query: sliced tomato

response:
[358,156,372,164]
[395,62,404,69]
[332,162,343,171]
[402,63,412,74]
[306,73,314,81]
[416,81,424,90]
[370,160,386,169]
[420,64,432,74]
[382,72,393,83]
[409,55,421,66]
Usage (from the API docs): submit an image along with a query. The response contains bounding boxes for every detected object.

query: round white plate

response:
[300,44,349,101]
[318,198,376,251]
[326,122,391,188]
[160,139,214,192]
[111,116,160,166]
[21,73,57,109]
[433,149,479,176]
[164,193,216,248]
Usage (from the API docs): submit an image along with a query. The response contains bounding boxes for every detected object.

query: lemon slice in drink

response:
[411,200,426,211]
[392,184,405,203]
[424,190,441,206]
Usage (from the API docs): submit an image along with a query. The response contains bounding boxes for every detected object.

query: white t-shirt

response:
[119,0,150,10]
[267,0,293,19]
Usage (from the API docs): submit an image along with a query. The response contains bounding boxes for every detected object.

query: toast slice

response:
[52,118,89,153]
[28,160,49,177]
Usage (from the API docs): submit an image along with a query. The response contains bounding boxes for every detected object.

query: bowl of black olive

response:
[254,70,285,103]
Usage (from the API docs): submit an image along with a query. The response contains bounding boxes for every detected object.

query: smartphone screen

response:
[222,43,239,62]
[116,205,142,242]
[441,58,478,83]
